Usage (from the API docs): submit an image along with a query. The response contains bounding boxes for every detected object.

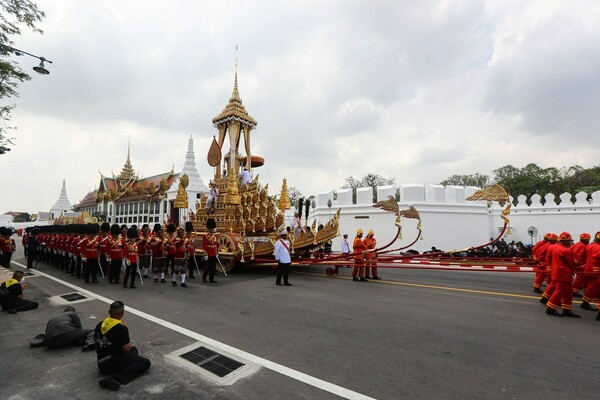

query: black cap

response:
[127,227,138,239]
[101,222,110,233]
[185,221,194,233]
[206,218,217,230]
[167,223,176,233]
[110,224,120,235]
[153,223,162,233]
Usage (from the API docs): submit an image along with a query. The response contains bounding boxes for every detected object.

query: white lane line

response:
[12,261,376,400]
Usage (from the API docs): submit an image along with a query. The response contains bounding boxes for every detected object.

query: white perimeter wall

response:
[283,185,600,254]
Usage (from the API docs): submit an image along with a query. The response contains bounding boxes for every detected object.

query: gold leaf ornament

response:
[207,136,222,167]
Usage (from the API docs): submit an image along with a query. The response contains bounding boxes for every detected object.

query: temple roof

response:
[118,140,137,181]
[212,71,257,128]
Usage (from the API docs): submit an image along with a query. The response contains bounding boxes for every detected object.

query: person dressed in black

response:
[30,306,93,349]
[0,270,39,314]
[95,301,150,391]
[27,227,40,269]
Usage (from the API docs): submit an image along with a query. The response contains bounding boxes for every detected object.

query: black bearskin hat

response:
[206,218,217,230]
[185,221,194,233]
[166,223,176,233]
[120,224,127,230]
[153,223,162,233]
[88,223,100,234]
[110,224,121,235]
[127,227,138,239]
[142,224,149,230]
[100,222,110,233]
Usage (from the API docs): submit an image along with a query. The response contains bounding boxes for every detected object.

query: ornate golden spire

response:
[212,51,257,127]
[277,178,292,211]
[118,138,136,181]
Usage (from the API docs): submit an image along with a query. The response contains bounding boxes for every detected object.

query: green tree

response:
[287,186,303,207]
[13,212,31,222]
[0,0,45,154]
[439,173,491,188]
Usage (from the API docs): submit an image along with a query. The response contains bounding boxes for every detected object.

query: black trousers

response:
[276,262,291,284]
[1,253,12,268]
[84,259,99,283]
[6,299,39,312]
[166,254,175,275]
[47,329,93,349]
[98,347,151,385]
[108,259,122,283]
[27,250,37,269]
[123,262,137,287]
[202,256,217,281]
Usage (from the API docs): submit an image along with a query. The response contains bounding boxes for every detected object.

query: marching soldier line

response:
[14,221,220,289]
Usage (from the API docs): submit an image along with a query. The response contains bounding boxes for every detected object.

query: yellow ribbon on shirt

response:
[100,317,122,335]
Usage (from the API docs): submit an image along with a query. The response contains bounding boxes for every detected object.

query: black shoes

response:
[352,277,359,281]
[365,276,372,279]
[209,280,218,283]
[540,297,548,304]
[562,310,581,318]
[161,279,166,283]
[172,281,177,286]
[143,275,149,278]
[372,276,381,280]
[581,301,595,311]
[533,287,543,293]
[130,285,136,289]
[545,308,561,317]
[276,282,282,286]
[181,283,188,288]
[284,283,293,286]
[573,292,582,298]
[360,278,368,282]
[202,278,207,283]
[99,378,120,391]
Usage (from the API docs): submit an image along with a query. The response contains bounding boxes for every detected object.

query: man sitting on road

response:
[30,306,94,349]
[95,301,151,391]
[0,270,39,314]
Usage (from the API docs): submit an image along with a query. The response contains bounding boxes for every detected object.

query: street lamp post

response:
[0,43,53,74]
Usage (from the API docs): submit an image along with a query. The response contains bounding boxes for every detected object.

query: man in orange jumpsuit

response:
[531,233,551,293]
[352,229,367,282]
[539,234,558,304]
[545,232,580,318]
[363,229,379,280]
[571,233,591,297]
[580,232,600,311]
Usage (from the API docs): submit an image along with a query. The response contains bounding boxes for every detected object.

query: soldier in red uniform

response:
[83,224,100,283]
[202,218,218,283]
[0,227,16,269]
[545,232,580,318]
[98,222,111,276]
[137,224,151,278]
[185,222,198,278]
[171,227,188,287]
[352,228,367,282]
[108,224,124,284]
[150,224,166,283]
[571,233,591,297]
[123,227,139,289]
[164,224,177,276]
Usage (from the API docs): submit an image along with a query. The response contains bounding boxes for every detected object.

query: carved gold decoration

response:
[159,178,168,193]
[277,178,291,211]
[125,187,133,196]
[174,175,189,209]
[147,182,156,194]
[224,168,241,205]
[135,185,145,195]
[96,191,104,203]
[373,198,423,240]
[207,136,222,167]
[467,184,511,234]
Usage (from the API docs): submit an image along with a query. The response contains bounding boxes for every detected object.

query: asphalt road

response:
[1,242,598,400]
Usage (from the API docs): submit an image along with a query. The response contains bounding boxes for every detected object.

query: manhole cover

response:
[180,346,244,378]
[60,293,87,302]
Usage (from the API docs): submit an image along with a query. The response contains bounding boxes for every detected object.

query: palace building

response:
[73,137,207,226]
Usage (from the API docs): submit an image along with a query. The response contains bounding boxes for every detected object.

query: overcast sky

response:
[2,0,600,214]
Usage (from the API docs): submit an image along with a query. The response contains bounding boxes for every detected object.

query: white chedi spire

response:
[50,179,73,214]
[171,135,208,193]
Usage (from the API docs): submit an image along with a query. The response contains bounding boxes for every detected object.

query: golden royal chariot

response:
[179,72,340,272]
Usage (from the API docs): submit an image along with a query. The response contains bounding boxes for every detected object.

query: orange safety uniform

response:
[352,234,366,280]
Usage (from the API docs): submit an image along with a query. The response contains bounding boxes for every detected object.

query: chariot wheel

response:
[216,255,236,273]
[326,267,334,276]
